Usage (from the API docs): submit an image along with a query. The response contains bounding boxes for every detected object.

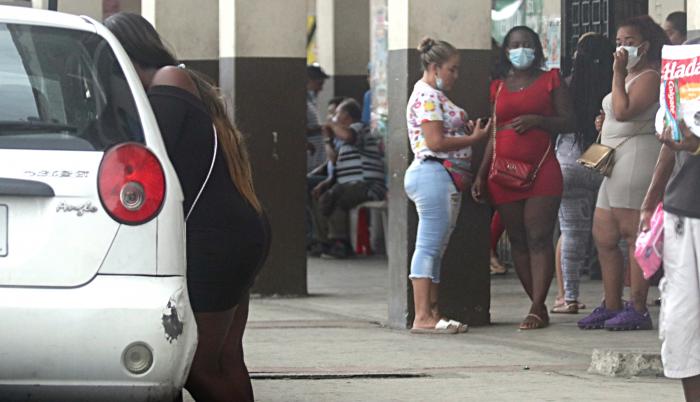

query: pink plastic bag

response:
[634,203,664,280]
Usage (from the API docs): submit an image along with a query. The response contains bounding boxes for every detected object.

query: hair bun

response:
[418,37,436,53]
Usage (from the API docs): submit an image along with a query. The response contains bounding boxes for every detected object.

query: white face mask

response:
[435,72,444,90]
[618,45,641,70]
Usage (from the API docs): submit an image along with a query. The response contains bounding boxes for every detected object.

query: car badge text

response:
[56,202,98,216]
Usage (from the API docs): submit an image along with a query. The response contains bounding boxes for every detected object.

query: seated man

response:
[311,98,386,258]
[307,97,347,190]
[306,96,346,249]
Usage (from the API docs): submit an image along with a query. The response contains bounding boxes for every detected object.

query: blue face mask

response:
[508,47,536,70]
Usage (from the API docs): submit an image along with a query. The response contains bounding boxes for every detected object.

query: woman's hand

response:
[469,118,492,141]
[595,110,605,133]
[613,47,629,77]
[510,115,541,134]
[639,206,655,233]
[656,120,699,153]
[321,124,334,139]
[471,175,488,203]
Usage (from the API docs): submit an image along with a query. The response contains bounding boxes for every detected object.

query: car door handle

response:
[0,178,55,197]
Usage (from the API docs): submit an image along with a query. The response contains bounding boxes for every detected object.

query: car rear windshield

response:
[0,23,144,151]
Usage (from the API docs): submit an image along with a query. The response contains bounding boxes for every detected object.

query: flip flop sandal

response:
[490,257,507,275]
[519,313,549,330]
[446,319,469,333]
[551,301,579,314]
[410,319,459,334]
[553,298,585,311]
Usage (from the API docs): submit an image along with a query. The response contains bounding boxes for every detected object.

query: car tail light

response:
[98,143,165,225]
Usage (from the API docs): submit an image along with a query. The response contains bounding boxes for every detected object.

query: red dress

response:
[487,69,563,205]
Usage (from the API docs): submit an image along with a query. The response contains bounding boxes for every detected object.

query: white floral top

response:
[406,80,472,160]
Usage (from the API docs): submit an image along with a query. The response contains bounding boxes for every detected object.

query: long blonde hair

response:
[187,70,262,214]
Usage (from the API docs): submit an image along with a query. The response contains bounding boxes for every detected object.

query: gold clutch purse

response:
[576,134,632,177]
[577,142,615,177]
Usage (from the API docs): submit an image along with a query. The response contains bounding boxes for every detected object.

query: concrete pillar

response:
[142,0,219,83]
[31,0,102,19]
[648,0,686,26]
[689,0,700,40]
[316,0,370,113]
[386,0,492,329]
[2,1,32,7]
[220,0,308,296]
[103,0,141,19]
[59,0,102,18]
[30,0,141,21]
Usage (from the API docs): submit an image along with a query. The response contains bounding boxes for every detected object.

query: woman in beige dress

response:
[577,15,668,331]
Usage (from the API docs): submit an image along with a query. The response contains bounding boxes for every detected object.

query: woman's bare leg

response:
[185,307,238,402]
[221,295,254,402]
[593,207,624,310]
[682,375,700,402]
[521,196,560,326]
[412,279,438,328]
[430,282,440,318]
[497,201,532,299]
[612,207,650,312]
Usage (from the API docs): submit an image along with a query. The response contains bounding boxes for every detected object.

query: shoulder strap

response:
[491,83,504,164]
[186,124,218,222]
[530,140,551,181]
[613,134,635,150]
[626,69,659,86]
[594,132,602,144]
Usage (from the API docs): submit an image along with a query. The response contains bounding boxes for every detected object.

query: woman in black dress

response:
[106,13,269,402]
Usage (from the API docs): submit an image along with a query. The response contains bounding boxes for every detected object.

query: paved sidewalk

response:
[192,257,682,402]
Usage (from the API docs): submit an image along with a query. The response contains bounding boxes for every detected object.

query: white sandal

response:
[447,319,469,333]
[410,319,459,334]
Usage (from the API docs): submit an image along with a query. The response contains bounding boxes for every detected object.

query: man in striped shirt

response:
[311,98,386,258]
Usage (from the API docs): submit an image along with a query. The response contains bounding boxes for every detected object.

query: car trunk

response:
[0,22,148,286]
[0,149,119,287]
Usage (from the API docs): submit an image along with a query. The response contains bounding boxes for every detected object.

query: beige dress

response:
[597,69,662,210]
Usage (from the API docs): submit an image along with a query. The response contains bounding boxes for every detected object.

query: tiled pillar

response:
[219,0,308,296]
[386,0,492,328]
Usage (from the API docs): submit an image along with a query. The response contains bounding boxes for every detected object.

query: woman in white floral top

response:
[404,38,491,334]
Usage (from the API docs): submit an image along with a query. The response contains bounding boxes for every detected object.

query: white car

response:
[0,6,197,401]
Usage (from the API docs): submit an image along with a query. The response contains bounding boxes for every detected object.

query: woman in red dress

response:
[473,26,574,329]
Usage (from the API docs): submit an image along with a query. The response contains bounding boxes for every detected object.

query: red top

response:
[487,69,563,205]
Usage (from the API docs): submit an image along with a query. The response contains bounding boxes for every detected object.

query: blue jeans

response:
[404,159,462,283]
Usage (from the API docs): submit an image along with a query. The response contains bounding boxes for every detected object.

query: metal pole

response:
[48,0,57,11]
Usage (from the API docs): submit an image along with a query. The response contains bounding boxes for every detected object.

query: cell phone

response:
[476,117,491,128]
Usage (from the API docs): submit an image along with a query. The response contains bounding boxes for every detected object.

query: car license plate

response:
[0,205,6,257]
